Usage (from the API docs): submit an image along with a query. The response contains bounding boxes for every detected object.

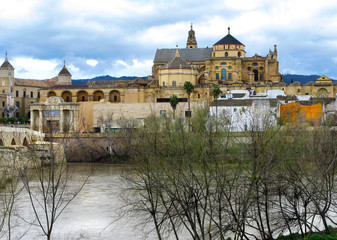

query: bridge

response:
[0,127,45,147]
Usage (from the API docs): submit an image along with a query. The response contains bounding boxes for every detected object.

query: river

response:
[1,163,159,240]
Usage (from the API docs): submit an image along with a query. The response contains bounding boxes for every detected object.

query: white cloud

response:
[62,0,154,17]
[68,64,80,73]
[12,57,59,79]
[0,0,42,20]
[111,59,152,76]
[86,59,98,67]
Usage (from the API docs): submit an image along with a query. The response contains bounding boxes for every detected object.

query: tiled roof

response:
[154,48,212,63]
[1,59,14,69]
[214,34,244,46]
[59,66,71,75]
[45,84,89,89]
[164,53,192,69]
[14,78,57,88]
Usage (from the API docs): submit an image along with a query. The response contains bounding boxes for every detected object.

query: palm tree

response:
[212,84,222,117]
[184,81,194,117]
[169,94,179,118]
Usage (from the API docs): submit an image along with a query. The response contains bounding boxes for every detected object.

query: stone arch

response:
[11,138,16,145]
[93,90,104,101]
[61,91,72,102]
[317,88,328,98]
[23,137,28,146]
[47,91,56,98]
[109,90,121,102]
[77,90,88,102]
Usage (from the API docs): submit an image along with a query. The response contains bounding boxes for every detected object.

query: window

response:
[228,66,232,70]
[163,81,165,87]
[31,91,33,98]
[248,67,251,71]
[228,73,232,80]
[114,95,117,102]
[172,81,176,87]
[220,62,227,66]
[2,90,4,93]
[38,92,40,98]
[260,67,264,70]
[23,91,26,98]
[221,68,227,80]
[98,96,101,101]
[215,66,219,70]
[216,73,219,80]
[66,96,70,102]
[16,91,18,97]
[305,93,309,95]
[198,94,200,99]
[16,101,19,107]
[253,62,258,66]
[225,52,228,57]
[82,96,85,101]
[260,74,263,81]
[298,88,301,93]
[2,101,4,107]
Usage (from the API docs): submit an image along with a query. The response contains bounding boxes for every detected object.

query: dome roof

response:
[213,28,244,46]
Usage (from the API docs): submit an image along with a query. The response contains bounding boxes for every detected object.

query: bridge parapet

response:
[0,127,45,146]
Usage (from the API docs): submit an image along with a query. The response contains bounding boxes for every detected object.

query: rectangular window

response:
[31,91,33,98]
[260,74,263,81]
[38,92,40,98]
[16,91,19,97]
[16,101,19,107]
[163,81,165,87]
[172,81,176,87]
[2,101,4,107]
[216,73,219,80]
[198,94,200,99]
[228,73,232,80]
[23,91,26,98]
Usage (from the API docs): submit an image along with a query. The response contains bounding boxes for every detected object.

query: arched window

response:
[221,68,227,80]
[23,137,28,146]
[225,52,228,57]
[238,52,241,57]
[47,91,56,98]
[61,91,72,102]
[77,91,88,102]
[109,90,121,102]
[93,91,104,101]
[11,138,16,145]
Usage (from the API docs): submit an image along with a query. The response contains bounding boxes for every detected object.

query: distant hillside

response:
[282,74,335,84]
[72,75,147,85]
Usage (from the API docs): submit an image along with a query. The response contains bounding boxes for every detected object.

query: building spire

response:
[228,27,230,35]
[186,23,197,48]
[174,47,180,58]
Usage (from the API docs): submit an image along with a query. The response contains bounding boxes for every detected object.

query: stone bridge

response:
[0,127,45,147]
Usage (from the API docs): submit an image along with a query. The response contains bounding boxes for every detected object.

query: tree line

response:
[121,107,337,240]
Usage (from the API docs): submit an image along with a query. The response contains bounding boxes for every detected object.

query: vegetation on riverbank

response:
[122,108,337,240]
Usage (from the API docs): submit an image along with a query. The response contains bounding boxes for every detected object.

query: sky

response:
[1,0,337,80]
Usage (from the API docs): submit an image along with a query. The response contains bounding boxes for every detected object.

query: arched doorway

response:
[93,91,104,101]
[253,70,259,81]
[77,91,88,102]
[109,90,121,102]
[317,88,328,98]
[61,91,72,102]
[47,91,56,97]
[11,138,16,145]
[221,68,227,80]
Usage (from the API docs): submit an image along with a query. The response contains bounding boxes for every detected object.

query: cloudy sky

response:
[1,0,337,80]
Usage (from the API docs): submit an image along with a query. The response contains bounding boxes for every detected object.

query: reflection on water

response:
[1,163,158,240]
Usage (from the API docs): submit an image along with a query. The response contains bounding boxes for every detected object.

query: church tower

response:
[186,24,197,48]
[57,61,72,85]
[0,53,14,78]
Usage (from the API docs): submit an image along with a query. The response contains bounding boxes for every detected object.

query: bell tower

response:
[186,23,197,48]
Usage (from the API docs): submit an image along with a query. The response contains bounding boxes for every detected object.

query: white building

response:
[210,90,282,132]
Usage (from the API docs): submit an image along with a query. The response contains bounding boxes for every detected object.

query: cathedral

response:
[0,25,335,132]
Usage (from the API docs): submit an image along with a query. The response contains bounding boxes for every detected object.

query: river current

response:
[1,163,159,240]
